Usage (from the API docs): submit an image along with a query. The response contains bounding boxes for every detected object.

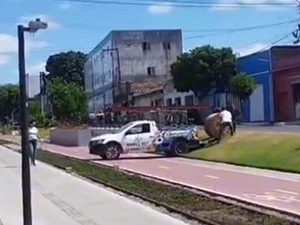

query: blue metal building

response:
[237,50,274,122]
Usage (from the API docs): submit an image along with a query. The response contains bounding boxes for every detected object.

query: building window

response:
[175,97,181,106]
[185,95,194,106]
[166,98,172,106]
[147,67,155,76]
[142,42,151,51]
[163,42,171,50]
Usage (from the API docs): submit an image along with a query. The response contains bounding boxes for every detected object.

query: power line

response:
[48,0,297,9]
[0,16,296,58]
[184,19,297,33]
[0,19,291,56]
[185,19,297,40]
[239,32,295,57]
[293,1,300,43]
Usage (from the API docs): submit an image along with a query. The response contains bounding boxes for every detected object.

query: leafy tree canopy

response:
[28,100,44,126]
[0,84,19,123]
[229,72,257,102]
[45,51,87,87]
[48,77,87,122]
[171,45,237,100]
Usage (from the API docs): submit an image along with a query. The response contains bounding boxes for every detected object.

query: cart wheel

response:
[103,142,121,160]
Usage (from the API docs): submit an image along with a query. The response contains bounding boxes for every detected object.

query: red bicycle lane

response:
[40,141,300,216]
[97,158,300,216]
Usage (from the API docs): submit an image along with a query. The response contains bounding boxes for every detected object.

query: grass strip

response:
[0,139,299,225]
[184,132,300,174]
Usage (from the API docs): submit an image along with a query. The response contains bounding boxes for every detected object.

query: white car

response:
[89,120,159,160]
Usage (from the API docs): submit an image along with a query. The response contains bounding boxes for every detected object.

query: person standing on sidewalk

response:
[29,121,39,166]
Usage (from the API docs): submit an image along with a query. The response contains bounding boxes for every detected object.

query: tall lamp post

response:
[17,18,47,225]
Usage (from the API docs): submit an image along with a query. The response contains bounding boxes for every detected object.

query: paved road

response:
[2,135,300,217]
[0,145,189,225]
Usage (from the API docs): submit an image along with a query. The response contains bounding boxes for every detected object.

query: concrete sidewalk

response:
[0,145,189,225]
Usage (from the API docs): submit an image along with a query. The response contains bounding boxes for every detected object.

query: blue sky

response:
[0,0,298,95]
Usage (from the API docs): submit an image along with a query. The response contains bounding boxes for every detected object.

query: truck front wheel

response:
[103,142,121,160]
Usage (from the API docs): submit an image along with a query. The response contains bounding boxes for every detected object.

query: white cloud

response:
[234,42,270,57]
[211,1,239,10]
[27,62,46,75]
[213,0,296,11]
[59,3,71,10]
[148,2,173,14]
[19,14,62,29]
[0,33,48,66]
[0,55,11,65]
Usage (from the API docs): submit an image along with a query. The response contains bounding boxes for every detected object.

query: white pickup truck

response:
[89,120,159,160]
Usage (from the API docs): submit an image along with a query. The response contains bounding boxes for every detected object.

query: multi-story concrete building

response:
[84,29,183,112]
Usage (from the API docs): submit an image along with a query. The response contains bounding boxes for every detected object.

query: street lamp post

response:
[17,18,47,225]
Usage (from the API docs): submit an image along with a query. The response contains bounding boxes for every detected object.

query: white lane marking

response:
[205,175,220,179]
[159,158,300,183]
[276,189,299,195]
[115,166,300,215]
[158,166,170,170]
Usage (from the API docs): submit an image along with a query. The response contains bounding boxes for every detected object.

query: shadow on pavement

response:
[86,155,165,162]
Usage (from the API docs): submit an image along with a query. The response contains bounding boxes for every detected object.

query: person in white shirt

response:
[29,121,39,166]
[218,106,234,142]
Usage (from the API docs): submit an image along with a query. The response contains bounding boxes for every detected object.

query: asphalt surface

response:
[2,134,300,217]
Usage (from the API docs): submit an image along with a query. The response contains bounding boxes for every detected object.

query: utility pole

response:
[17,19,47,225]
[293,1,300,44]
[39,72,46,115]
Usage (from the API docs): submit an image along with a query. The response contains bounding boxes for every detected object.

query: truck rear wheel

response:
[166,138,189,157]
[103,142,121,160]
[174,141,189,154]
[99,153,107,160]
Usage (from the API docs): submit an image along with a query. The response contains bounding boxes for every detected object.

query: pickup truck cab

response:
[89,120,158,160]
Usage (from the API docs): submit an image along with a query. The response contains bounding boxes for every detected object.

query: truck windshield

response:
[116,122,134,133]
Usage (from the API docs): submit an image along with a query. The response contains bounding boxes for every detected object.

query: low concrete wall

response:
[91,127,119,137]
[50,129,92,147]
[49,128,121,146]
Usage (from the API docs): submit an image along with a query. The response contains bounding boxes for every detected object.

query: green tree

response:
[170,45,237,100]
[28,100,44,126]
[229,72,257,109]
[0,84,19,123]
[28,100,41,116]
[45,51,87,87]
[48,77,87,122]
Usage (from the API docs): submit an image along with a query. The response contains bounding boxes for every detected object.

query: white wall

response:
[118,42,181,77]
[163,90,195,105]
[114,30,182,78]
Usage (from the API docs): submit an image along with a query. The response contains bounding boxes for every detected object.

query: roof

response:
[237,45,300,60]
[130,80,166,95]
